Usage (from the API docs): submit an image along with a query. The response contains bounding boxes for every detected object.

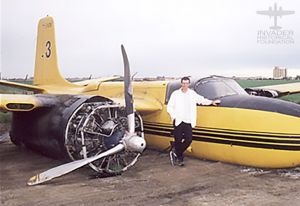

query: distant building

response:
[273,67,287,79]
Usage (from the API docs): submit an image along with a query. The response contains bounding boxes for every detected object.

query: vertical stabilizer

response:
[33,16,74,87]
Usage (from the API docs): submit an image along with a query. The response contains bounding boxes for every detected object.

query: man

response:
[167,76,220,166]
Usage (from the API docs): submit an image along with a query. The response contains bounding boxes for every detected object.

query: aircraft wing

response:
[256,10,294,16]
[246,82,300,97]
[0,80,45,94]
[0,76,121,94]
[73,76,122,86]
[0,94,42,112]
[111,96,163,115]
[256,11,272,16]
[276,10,295,15]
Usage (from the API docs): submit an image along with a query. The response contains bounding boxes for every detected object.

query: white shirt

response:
[167,88,213,128]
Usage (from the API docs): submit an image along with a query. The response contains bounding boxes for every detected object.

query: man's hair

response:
[181,76,190,83]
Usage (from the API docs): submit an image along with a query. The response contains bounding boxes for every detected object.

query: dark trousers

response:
[173,122,193,160]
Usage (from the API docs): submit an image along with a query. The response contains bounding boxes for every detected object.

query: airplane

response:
[256,3,295,30]
[1,16,300,185]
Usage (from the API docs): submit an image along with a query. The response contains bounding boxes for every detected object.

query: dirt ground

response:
[1,131,300,206]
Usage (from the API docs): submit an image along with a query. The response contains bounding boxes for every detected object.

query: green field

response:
[0,112,11,123]
[236,79,300,104]
[236,79,300,88]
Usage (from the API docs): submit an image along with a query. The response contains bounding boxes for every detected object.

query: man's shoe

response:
[176,159,184,167]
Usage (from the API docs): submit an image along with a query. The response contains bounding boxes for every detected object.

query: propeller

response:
[27,45,146,186]
[27,144,125,186]
[120,45,146,153]
[122,45,134,133]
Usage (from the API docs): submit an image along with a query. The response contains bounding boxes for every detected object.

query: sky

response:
[1,0,300,79]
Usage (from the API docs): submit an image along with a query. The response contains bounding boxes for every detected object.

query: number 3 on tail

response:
[45,41,51,58]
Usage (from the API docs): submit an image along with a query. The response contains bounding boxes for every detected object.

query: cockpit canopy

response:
[166,76,247,103]
[194,76,247,100]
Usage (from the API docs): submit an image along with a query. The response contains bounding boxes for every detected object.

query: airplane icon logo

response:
[256,3,295,30]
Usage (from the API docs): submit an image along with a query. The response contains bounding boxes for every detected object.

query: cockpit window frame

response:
[194,76,247,100]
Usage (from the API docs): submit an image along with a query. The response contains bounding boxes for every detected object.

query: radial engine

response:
[10,94,144,174]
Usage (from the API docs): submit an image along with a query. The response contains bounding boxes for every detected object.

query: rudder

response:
[33,16,74,87]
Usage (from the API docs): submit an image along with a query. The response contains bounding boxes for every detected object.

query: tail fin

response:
[33,16,74,87]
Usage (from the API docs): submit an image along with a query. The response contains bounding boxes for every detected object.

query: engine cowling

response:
[10,94,144,174]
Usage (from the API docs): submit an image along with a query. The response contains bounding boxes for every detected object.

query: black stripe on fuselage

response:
[143,122,300,151]
[144,121,300,137]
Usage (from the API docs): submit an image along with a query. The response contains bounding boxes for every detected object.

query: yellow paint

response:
[143,105,300,168]
[0,80,45,93]
[33,17,77,87]
[144,133,300,169]
[0,94,41,111]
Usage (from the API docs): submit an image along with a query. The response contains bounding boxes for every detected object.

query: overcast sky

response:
[1,0,300,79]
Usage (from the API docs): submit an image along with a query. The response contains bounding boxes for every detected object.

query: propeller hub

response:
[122,134,146,153]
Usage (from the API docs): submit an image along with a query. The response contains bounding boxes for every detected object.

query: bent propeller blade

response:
[121,45,135,133]
[27,144,124,186]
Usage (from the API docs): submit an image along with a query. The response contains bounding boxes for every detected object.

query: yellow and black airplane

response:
[1,16,300,174]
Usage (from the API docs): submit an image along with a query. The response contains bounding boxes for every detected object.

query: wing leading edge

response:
[0,80,45,94]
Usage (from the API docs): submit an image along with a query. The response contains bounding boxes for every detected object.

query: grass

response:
[0,84,34,94]
[280,93,300,104]
[236,79,300,88]
[0,112,12,123]
[236,79,300,104]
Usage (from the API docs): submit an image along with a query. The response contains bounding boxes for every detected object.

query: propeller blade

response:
[27,144,125,186]
[121,45,135,133]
